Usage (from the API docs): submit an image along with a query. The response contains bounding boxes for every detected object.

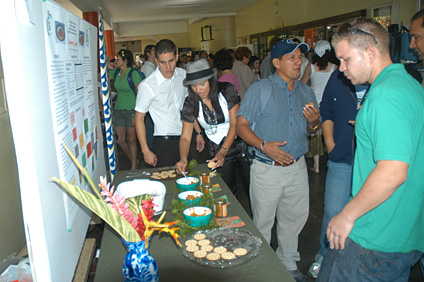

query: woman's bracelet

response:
[221,146,229,153]
[196,132,202,135]
[180,158,188,162]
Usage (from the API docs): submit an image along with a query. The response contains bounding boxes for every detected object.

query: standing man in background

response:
[318,18,424,281]
[236,39,320,282]
[134,39,204,167]
[141,44,156,77]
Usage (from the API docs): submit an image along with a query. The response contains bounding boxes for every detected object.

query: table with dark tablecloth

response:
[94,165,294,282]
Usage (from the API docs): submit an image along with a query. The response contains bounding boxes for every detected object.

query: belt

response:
[255,154,300,167]
[154,135,180,140]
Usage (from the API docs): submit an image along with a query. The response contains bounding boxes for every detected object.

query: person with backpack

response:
[109,49,144,170]
[236,39,321,282]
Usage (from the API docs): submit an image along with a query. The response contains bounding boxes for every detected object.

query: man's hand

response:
[175,159,188,174]
[143,150,157,167]
[262,141,293,165]
[303,104,320,123]
[326,210,355,250]
[196,134,205,152]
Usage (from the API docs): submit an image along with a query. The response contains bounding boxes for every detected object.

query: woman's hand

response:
[209,150,226,169]
[175,159,188,174]
[196,134,205,152]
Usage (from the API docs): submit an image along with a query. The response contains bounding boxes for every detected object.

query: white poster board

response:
[0,0,106,281]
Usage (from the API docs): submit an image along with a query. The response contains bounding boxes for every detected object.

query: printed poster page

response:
[42,1,99,229]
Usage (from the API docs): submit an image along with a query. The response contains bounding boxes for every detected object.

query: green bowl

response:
[183,206,212,227]
[178,191,203,207]
[176,177,200,191]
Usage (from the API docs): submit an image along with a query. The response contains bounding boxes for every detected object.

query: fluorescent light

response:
[165,4,202,8]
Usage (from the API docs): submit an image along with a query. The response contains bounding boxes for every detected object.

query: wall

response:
[187,17,237,53]
[0,51,26,261]
[235,0,418,38]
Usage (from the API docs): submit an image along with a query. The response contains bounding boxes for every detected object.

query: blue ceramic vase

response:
[122,238,159,282]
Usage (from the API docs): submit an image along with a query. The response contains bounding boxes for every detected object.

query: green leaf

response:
[187,159,197,171]
[52,177,141,242]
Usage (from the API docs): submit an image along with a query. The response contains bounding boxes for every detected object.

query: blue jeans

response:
[316,161,352,261]
[317,237,423,281]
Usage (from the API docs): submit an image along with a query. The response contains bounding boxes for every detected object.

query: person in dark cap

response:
[236,39,321,282]
[175,59,250,197]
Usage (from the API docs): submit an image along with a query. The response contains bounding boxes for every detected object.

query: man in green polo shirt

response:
[317,18,424,281]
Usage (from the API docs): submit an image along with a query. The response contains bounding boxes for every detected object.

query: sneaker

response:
[288,269,309,282]
[308,261,321,278]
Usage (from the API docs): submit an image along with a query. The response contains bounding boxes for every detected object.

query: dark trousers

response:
[217,156,250,198]
[145,112,154,150]
[151,137,180,168]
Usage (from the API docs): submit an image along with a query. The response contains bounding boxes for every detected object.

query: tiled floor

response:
[87,139,423,281]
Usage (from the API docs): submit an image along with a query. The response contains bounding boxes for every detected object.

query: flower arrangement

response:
[52,144,181,247]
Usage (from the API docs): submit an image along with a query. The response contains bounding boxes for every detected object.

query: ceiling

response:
[58,0,261,39]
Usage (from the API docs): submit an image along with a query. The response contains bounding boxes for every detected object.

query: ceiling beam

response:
[113,12,236,23]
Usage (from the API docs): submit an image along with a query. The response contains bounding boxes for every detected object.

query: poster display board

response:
[42,2,100,229]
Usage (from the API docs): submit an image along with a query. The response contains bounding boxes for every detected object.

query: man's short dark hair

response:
[292,38,301,44]
[411,9,424,27]
[155,39,176,58]
[144,44,155,58]
[213,48,234,71]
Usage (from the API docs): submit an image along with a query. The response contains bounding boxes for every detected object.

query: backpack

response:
[113,68,146,96]
[389,24,419,64]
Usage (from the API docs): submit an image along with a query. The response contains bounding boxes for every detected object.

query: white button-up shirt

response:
[135,67,187,136]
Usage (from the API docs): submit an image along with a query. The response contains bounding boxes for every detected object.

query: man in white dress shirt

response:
[135,39,203,167]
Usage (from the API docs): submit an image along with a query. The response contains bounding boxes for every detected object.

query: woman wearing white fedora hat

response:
[175,59,250,197]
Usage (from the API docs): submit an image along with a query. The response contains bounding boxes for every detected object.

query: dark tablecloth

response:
[94,165,293,282]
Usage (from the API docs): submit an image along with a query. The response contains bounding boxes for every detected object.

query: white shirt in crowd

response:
[141,61,156,77]
[135,67,187,136]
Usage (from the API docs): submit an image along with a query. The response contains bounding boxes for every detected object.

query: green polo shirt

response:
[350,64,424,253]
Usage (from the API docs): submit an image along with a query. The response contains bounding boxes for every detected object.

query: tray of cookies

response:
[182,228,262,268]
[150,168,181,180]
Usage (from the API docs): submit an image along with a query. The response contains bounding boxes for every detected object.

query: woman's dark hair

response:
[311,48,339,70]
[248,56,260,69]
[188,78,223,119]
[117,49,133,67]
[213,48,234,71]
[234,46,252,61]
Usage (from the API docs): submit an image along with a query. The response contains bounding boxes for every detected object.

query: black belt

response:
[255,154,300,167]
[154,135,180,140]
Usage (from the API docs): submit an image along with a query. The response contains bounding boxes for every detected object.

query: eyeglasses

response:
[338,23,378,45]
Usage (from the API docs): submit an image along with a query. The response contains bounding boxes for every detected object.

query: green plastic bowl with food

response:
[178,191,203,207]
[176,176,199,191]
[183,206,212,227]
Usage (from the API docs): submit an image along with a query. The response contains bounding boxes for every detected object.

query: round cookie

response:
[151,175,162,180]
[213,246,227,254]
[193,233,206,240]
[233,248,248,256]
[186,245,199,252]
[152,172,160,176]
[201,245,213,252]
[160,171,169,178]
[185,239,198,247]
[193,250,207,258]
[221,252,236,260]
[197,239,210,247]
[206,253,220,261]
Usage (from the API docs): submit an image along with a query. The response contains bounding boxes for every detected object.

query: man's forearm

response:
[340,160,408,223]
[134,112,149,153]
[322,120,335,150]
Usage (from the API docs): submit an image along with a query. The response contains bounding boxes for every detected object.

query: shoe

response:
[308,261,321,278]
[288,269,309,282]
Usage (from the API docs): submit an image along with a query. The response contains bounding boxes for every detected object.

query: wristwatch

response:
[308,121,320,130]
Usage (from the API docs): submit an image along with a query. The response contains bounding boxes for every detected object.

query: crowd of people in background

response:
[104,12,424,281]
